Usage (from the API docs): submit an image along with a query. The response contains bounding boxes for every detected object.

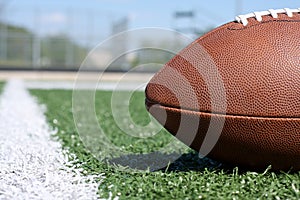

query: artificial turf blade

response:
[31,89,300,199]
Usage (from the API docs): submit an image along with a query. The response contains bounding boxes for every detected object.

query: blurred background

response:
[0,0,299,72]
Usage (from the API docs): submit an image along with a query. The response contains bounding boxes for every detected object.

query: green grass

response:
[31,89,300,200]
[0,82,5,93]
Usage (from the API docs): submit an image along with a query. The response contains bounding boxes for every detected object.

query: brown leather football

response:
[145,8,300,171]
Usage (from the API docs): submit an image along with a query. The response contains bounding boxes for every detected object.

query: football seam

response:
[145,98,300,120]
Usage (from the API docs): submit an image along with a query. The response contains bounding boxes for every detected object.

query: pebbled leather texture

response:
[145,13,300,170]
[146,13,300,118]
[147,103,300,171]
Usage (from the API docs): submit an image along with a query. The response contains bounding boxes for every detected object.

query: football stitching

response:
[228,19,300,31]
[235,8,300,26]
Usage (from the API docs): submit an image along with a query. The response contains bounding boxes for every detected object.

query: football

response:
[145,8,300,171]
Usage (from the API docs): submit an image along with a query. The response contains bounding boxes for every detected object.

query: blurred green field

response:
[0,82,4,92]
[31,89,300,199]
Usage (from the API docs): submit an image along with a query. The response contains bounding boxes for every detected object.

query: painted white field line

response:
[0,80,104,199]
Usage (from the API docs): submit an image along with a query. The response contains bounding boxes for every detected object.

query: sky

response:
[3,0,300,46]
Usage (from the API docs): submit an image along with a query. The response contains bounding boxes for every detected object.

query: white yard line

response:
[0,80,104,200]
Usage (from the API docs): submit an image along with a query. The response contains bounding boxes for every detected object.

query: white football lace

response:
[235,8,300,26]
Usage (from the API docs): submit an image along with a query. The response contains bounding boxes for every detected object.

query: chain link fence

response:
[0,7,119,71]
[0,6,208,72]
[0,26,88,70]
